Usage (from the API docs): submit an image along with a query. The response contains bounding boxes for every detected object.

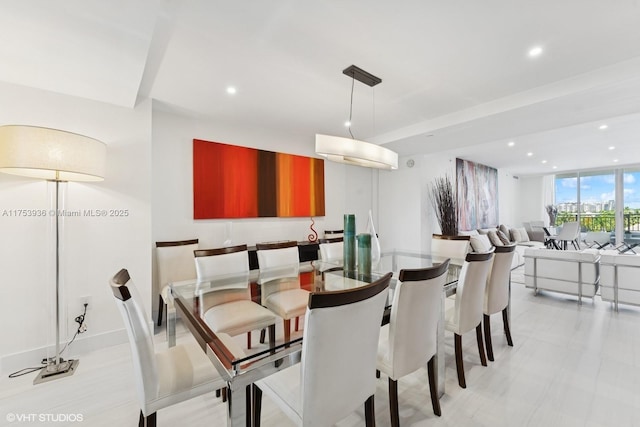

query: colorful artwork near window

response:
[456,158,498,230]
[193,139,325,219]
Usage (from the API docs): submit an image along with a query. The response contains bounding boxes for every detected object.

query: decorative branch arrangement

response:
[429,175,458,236]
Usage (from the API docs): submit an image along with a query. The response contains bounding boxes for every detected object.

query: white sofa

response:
[523,248,600,305]
[459,226,545,269]
[599,251,640,311]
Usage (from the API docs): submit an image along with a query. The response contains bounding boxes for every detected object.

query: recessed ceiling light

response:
[527,152,533,157]
[226,86,237,95]
[599,124,608,130]
[609,146,616,150]
[507,141,515,147]
[552,166,557,169]
[344,121,351,127]
[528,46,543,57]
[541,160,547,164]
[613,159,619,163]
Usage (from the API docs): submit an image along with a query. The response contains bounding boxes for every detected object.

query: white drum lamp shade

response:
[0,125,106,182]
[315,134,398,170]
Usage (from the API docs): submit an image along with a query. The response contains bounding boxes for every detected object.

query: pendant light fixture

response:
[315,65,398,170]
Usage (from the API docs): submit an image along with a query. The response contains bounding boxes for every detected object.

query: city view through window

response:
[554,169,640,234]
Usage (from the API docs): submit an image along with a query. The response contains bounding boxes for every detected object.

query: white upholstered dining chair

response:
[445,251,494,388]
[252,272,392,427]
[483,245,516,361]
[256,241,309,343]
[155,239,199,327]
[377,260,450,424]
[109,268,244,427]
[555,221,581,250]
[194,244,277,350]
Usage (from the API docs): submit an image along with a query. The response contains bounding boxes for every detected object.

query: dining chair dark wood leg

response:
[476,323,487,366]
[454,333,466,388]
[483,314,494,362]
[364,394,376,427]
[376,369,380,379]
[245,385,252,427]
[284,319,291,347]
[388,378,399,427]
[216,389,221,398]
[427,355,441,416]
[295,316,299,331]
[139,411,156,427]
[268,324,276,353]
[252,384,262,427]
[156,295,164,327]
[259,328,266,344]
[502,308,514,346]
[222,387,227,402]
[247,331,252,349]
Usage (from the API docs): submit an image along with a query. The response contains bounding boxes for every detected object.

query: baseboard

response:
[1,329,129,376]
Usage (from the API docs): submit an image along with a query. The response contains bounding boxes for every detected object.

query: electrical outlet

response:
[80,295,92,310]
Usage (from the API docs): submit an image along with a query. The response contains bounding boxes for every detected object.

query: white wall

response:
[379,153,458,252]
[0,82,152,373]
[513,176,545,227]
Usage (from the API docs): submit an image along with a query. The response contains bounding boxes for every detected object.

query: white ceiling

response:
[2,0,640,176]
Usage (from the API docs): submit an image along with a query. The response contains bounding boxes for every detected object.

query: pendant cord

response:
[348,76,355,139]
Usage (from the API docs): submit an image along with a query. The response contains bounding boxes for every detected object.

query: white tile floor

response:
[2,268,640,426]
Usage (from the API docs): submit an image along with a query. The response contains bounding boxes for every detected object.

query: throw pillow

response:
[477,228,490,235]
[487,230,504,246]
[458,229,479,237]
[496,230,511,244]
[499,224,510,239]
[470,234,492,252]
[516,227,530,242]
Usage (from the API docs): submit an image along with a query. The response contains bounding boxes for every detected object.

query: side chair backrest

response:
[109,269,158,408]
[156,239,199,289]
[256,241,300,303]
[194,244,249,277]
[301,272,391,426]
[453,251,494,334]
[388,260,450,379]
[557,221,580,240]
[485,245,516,315]
[319,240,343,263]
[324,229,344,239]
[194,244,251,310]
[431,235,470,261]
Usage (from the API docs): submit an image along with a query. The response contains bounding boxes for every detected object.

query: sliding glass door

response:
[554,168,640,245]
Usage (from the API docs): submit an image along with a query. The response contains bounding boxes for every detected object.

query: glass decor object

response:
[357,233,372,276]
[366,210,381,267]
[344,214,356,271]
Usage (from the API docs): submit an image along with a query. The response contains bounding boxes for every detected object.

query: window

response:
[554,168,640,245]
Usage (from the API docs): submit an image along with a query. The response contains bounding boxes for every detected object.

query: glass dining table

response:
[168,250,463,427]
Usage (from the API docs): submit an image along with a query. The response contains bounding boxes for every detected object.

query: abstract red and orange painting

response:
[193,139,325,219]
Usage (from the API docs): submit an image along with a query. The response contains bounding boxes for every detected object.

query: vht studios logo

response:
[6,413,84,423]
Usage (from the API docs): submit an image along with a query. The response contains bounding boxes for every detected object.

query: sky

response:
[555,171,640,209]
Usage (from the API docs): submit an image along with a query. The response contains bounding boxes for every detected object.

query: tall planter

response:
[429,175,458,236]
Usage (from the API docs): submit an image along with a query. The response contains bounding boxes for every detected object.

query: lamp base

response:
[33,359,79,385]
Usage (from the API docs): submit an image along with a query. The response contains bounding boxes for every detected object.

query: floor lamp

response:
[0,125,106,384]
